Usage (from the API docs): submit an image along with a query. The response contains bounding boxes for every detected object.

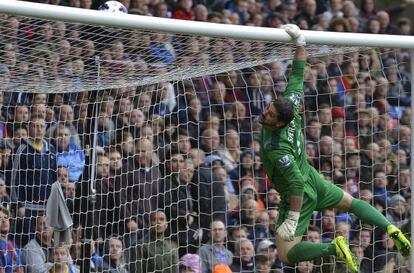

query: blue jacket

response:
[148,43,175,64]
[0,239,22,273]
[11,138,57,207]
[56,142,85,182]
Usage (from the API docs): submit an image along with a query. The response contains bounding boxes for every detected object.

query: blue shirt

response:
[56,142,85,182]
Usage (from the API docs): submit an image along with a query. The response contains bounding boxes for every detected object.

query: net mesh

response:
[0,14,360,92]
[0,9,411,273]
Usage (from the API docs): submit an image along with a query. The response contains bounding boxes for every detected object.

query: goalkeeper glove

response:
[281,24,306,47]
[276,210,300,241]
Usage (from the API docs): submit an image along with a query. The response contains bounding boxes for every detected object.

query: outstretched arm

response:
[281,25,306,111]
[294,45,306,62]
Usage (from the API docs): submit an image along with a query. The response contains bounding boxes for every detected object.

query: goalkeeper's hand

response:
[281,24,306,47]
[276,210,300,241]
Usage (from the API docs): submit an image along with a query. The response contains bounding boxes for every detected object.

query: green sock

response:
[286,242,336,264]
[349,198,391,230]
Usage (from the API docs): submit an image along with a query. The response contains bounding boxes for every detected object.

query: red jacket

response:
[172,8,195,20]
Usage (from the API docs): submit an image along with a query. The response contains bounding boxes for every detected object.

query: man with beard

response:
[258,24,410,273]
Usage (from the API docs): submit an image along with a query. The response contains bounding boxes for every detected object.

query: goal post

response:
[1,1,414,48]
[0,2,413,273]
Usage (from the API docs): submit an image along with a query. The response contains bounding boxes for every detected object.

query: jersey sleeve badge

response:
[289,94,300,106]
[279,155,292,167]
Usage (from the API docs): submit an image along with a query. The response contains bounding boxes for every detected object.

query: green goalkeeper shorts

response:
[277,167,344,237]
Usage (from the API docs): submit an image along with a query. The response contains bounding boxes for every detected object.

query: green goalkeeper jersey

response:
[259,60,310,198]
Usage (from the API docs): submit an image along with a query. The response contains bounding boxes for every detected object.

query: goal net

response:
[0,4,412,273]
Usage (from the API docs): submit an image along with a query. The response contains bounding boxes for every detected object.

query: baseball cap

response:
[390,194,406,207]
[204,154,224,167]
[256,239,276,252]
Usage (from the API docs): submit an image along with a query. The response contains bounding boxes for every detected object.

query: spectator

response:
[227,226,248,254]
[0,176,10,209]
[96,109,115,148]
[11,125,27,149]
[118,138,160,229]
[108,148,123,176]
[296,261,314,273]
[218,129,241,172]
[256,239,278,271]
[194,4,208,22]
[22,214,54,273]
[305,118,321,145]
[229,199,268,244]
[11,116,57,245]
[294,0,317,28]
[159,154,199,254]
[0,206,23,273]
[237,177,265,210]
[386,194,409,228]
[176,96,203,142]
[225,101,252,148]
[265,188,280,209]
[230,149,258,187]
[317,105,333,136]
[101,237,128,273]
[230,238,255,273]
[377,11,400,35]
[116,130,135,161]
[397,17,412,35]
[208,81,227,119]
[322,0,344,22]
[342,0,358,18]
[173,129,193,156]
[335,221,351,241]
[173,0,195,21]
[148,33,175,64]
[392,125,410,162]
[49,243,79,273]
[350,244,372,273]
[373,232,398,272]
[242,70,266,116]
[357,226,374,259]
[254,254,272,273]
[190,161,226,237]
[154,2,170,18]
[198,219,233,273]
[128,109,145,133]
[53,124,85,182]
[359,0,376,20]
[393,165,410,197]
[49,104,81,144]
[200,128,221,156]
[372,170,391,204]
[130,210,179,273]
[214,166,238,206]
[360,142,381,187]
[93,152,124,238]
[320,208,336,243]
[13,104,29,125]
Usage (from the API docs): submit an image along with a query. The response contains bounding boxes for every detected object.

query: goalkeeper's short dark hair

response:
[273,97,295,127]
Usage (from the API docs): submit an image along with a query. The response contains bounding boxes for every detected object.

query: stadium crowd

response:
[0,0,412,272]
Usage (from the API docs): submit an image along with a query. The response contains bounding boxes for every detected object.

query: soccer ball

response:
[98,1,128,14]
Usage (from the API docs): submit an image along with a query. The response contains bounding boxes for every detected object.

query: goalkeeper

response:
[259,24,412,273]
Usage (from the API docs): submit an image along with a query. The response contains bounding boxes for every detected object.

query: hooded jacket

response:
[10,138,57,207]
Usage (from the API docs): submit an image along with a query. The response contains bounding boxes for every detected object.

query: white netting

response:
[0,8,411,273]
[0,13,360,92]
